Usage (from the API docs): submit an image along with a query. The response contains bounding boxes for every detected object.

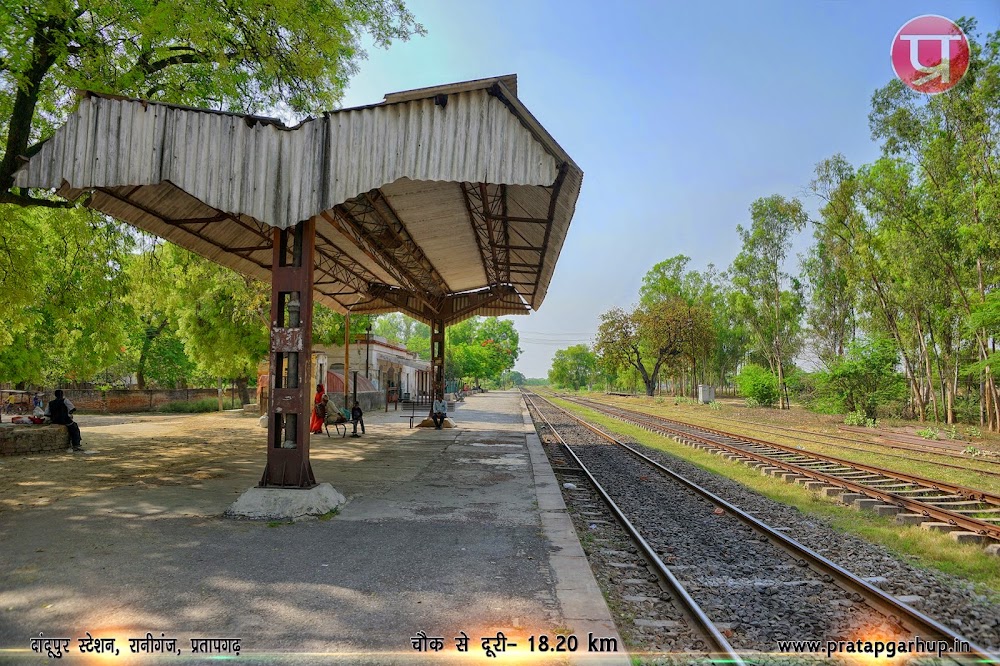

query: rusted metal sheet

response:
[270,327,304,352]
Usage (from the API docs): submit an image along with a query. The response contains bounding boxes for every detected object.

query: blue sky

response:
[338,1,1000,378]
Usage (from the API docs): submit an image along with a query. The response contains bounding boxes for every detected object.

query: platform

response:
[0,392,626,664]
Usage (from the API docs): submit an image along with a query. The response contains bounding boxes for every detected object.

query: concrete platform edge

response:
[520,396,629,666]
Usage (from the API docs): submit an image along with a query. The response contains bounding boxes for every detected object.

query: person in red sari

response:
[310,384,328,434]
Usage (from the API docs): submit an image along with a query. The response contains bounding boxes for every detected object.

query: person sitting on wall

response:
[350,401,365,436]
[46,389,83,451]
[310,383,328,435]
[431,397,448,430]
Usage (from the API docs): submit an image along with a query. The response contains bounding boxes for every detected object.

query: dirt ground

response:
[0,411,264,514]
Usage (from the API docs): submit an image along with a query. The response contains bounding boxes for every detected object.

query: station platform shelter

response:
[0,392,627,664]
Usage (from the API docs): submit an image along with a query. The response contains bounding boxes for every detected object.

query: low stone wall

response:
[0,424,69,456]
[60,388,220,413]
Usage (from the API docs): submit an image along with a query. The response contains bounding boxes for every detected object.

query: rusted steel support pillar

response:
[261,218,317,488]
[430,317,445,414]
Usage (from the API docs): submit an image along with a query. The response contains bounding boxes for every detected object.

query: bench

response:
[326,419,347,437]
[324,408,351,438]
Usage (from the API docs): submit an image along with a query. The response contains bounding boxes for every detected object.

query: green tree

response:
[499,370,526,388]
[734,363,779,407]
[443,317,519,386]
[801,229,855,367]
[122,246,179,388]
[594,300,701,397]
[852,18,1000,430]
[0,0,422,387]
[0,207,132,385]
[475,318,521,382]
[549,344,597,390]
[157,245,269,403]
[639,255,691,306]
[816,338,907,420]
[730,194,808,408]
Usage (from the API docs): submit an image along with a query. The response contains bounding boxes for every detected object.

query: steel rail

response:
[574,396,1000,506]
[523,392,746,666]
[603,397,1000,477]
[604,391,1000,468]
[526,391,998,665]
[563,396,1000,541]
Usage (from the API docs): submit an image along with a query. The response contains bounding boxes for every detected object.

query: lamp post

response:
[365,323,372,379]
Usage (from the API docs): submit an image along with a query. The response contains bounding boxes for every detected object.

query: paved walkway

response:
[0,391,625,664]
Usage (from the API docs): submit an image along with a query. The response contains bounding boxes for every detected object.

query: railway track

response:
[603,401,1000,478]
[524,390,998,663]
[562,394,1000,545]
[528,392,745,664]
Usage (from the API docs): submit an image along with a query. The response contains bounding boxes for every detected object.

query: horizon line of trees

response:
[549,18,1000,431]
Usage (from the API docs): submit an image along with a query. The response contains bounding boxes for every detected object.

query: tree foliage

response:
[0,206,132,385]
[549,344,597,390]
[444,317,520,385]
[814,338,907,420]
[734,364,779,408]
[594,299,713,397]
[729,195,807,408]
[0,0,423,389]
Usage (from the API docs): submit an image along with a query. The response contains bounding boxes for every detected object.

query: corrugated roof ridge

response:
[78,74,522,130]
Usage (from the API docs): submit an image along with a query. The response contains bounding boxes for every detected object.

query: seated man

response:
[431,397,448,430]
[46,389,83,451]
[350,401,365,436]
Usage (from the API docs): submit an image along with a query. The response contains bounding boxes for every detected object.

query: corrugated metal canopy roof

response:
[14,75,582,325]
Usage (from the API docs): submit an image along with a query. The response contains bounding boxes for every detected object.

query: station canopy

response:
[15,75,583,326]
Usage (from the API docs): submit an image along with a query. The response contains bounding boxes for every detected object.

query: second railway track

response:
[563,394,1000,546]
[523,390,998,664]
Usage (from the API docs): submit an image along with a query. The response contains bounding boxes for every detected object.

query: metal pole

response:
[365,323,371,379]
[343,314,350,408]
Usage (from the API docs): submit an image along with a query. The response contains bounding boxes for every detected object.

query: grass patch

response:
[318,509,339,521]
[157,397,243,413]
[573,393,1000,495]
[547,395,1000,599]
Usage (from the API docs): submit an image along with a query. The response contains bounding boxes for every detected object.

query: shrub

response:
[844,410,877,428]
[735,364,779,407]
[784,368,817,405]
[916,427,939,440]
[875,399,907,420]
[814,338,907,420]
[954,396,981,425]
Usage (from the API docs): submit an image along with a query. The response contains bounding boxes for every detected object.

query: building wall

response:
[60,388,221,413]
[315,337,430,398]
